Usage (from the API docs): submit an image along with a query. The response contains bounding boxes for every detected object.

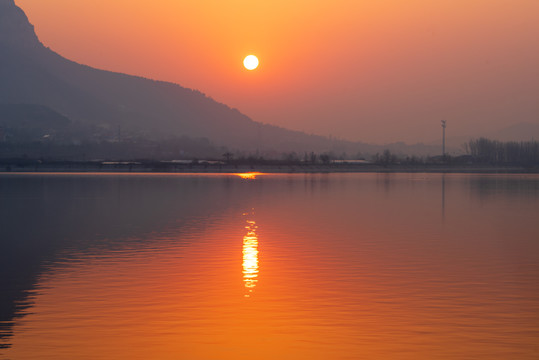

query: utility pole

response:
[441,120,447,159]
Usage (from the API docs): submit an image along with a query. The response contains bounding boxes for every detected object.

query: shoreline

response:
[1,163,538,174]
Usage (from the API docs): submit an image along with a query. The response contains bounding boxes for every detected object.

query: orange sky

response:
[16,0,539,144]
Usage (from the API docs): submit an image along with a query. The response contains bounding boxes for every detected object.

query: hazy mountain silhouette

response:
[0,104,70,143]
[0,103,69,128]
[489,122,539,142]
[0,0,378,154]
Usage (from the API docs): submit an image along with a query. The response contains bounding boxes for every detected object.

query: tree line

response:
[465,138,539,165]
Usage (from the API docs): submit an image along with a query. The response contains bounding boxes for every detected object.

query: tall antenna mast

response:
[441,120,447,159]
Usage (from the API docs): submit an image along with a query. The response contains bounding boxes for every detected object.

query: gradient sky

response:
[17,0,539,144]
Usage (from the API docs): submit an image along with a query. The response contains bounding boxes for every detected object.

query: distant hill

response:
[489,122,539,142]
[0,0,375,155]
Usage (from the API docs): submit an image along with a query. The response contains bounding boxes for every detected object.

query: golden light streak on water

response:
[242,220,259,297]
[236,173,262,180]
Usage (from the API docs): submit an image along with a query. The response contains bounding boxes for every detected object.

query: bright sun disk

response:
[243,55,259,70]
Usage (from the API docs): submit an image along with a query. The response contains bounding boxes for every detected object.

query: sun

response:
[243,55,259,71]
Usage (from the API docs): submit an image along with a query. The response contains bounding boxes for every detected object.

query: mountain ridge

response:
[0,0,40,48]
[1,0,374,154]
[1,0,457,157]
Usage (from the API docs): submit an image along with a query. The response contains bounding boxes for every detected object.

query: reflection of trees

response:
[468,175,539,201]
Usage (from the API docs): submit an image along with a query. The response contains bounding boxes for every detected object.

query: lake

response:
[1,173,538,359]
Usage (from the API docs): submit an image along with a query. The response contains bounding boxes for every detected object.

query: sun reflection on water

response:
[236,172,263,180]
[242,219,259,297]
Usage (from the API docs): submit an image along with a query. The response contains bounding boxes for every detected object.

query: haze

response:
[17,0,539,144]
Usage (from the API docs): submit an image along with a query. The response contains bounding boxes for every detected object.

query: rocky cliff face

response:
[0,0,41,49]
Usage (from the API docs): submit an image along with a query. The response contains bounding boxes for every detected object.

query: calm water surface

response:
[1,173,538,359]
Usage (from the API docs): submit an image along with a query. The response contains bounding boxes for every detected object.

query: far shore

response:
[1,162,538,174]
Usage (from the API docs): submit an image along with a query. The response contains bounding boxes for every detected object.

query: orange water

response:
[1,173,538,359]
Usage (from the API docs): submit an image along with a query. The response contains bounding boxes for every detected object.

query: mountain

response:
[0,0,373,154]
[488,122,539,142]
[0,104,69,129]
[0,104,70,141]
